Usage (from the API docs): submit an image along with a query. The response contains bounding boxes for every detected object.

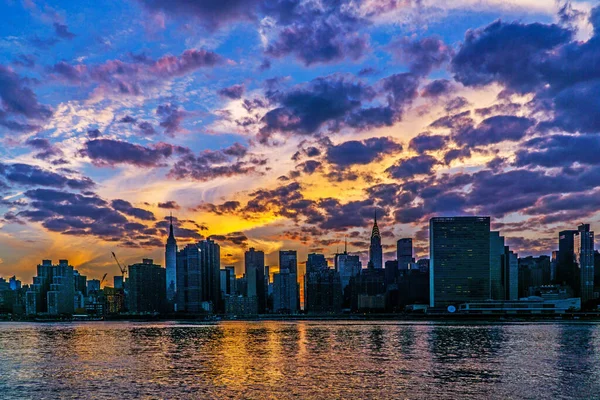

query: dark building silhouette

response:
[127,259,166,313]
[26,260,77,316]
[353,266,386,311]
[273,268,298,313]
[557,229,578,290]
[334,243,362,309]
[306,253,327,273]
[176,239,221,313]
[279,250,298,274]
[575,224,595,304]
[304,268,342,314]
[245,248,266,313]
[430,216,491,308]
[165,214,178,311]
[397,238,413,270]
[519,256,552,298]
[369,213,383,269]
[220,266,236,296]
[556,224,595,303]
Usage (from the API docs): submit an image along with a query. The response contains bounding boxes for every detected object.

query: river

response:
[0,321,597,399]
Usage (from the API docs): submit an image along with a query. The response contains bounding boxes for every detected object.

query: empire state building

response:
[369,213,383,269]
[165,214,178,310]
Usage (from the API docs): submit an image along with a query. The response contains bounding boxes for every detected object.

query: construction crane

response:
[99,273,108,288]
[111,251,127,283]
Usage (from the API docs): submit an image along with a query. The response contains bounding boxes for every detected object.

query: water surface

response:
[0,321,598,399]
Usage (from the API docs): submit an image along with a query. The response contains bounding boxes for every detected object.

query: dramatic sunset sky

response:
[0,0,599,282]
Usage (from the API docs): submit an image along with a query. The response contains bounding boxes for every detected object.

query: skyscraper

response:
[245,247,266,313]
[430,216,491,308]
[490,231,505,300]
[575,223,595,303]
[503,246,519,300]
[396,238,413,270]
[306,253,328,273]
[557,229,577,289]
[165,213,178,311]
[273,268,298,313]
[279,250,297,274]
[176,239,221,313]
[334,248,362,291]
[369,213,383,269]
[127,259,166,313]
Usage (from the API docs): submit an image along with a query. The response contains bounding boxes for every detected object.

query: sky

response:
[0,0,599,282]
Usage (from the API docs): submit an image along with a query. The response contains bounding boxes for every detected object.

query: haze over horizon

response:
[0,0,599,282]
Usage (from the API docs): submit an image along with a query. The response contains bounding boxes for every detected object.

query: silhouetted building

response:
[9,276,21,291]
[397,238,413,270]
[369,213,383,269]
[304,268,342,314]
[224,295,258,315]
[490,231,505,300]
[279,250,298,274]
[72,270,87,298]
[26,260,81,316]
[575,224,595,304]
[165,214,178,310]
[306,253,327,273]
[127,259,166,313]
[220,266,236,296]
[245,248,266,313]
[354,266,386,312]
[502,246,519,300]
[335,248,362,291]
[334,244,362,309]
[519,256,551,298]
[557,229,578,290]
[87,279,100,294]
[417,258,429,273]
[430,216,491,308]
[273,269,298,313]
[47,260,74,315]
[176,239,221,313]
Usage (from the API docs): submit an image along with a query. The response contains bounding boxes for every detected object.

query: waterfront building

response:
[224,295,258,315]
[557,229,578,291]
[245,248,266,313]
[47,260,74,315]
[430,216,491,308]
[220,266,236,296]
[518,256,551,298]
[458,297,581,314]
[127,259,166,313]
[304,268,342,314]
[397,238,413,270]
[490,231,505,300]
[165,214,178,311]
[279,250,298,274]
[369,214,383,269]
[353,266,386,312]
[273,269,298,313]
[575,223,595,303]
[503,247,519,300]
[176,239,221,313]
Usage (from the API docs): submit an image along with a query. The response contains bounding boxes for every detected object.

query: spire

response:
[371,211,381,239]
[168,212,175,241]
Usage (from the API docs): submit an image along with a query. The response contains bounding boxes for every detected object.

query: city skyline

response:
[1,1,600,284]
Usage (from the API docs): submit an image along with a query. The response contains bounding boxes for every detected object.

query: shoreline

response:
[5,312,600,323]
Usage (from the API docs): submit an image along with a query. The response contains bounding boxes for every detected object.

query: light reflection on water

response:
[0,321,598,399]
